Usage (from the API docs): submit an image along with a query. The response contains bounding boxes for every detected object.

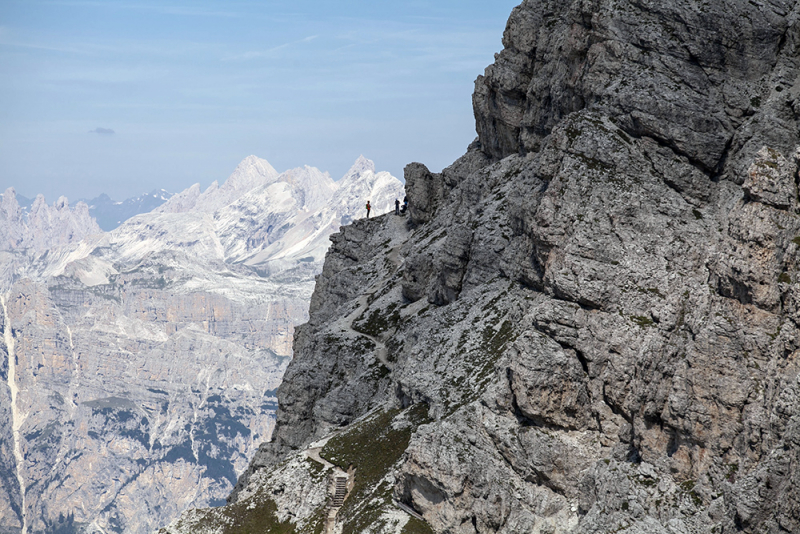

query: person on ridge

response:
[366,201,371,218]
[395,198,400,215]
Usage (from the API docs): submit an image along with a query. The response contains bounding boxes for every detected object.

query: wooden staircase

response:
[332,475,348,507]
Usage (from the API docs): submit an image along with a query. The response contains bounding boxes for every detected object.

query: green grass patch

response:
[679,479,702,507]
[725,463,739,482]
[630,315,655,327]
[353,303,402,337]
[304,457,328,482]
[320,404,432,534]
[175,495,296,534]
[636,287,665,299]
[402,516,435,534]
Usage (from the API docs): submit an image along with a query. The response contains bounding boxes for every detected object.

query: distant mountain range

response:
[0,156,404,534]
[83,189,173,231]
[1,189,174,233]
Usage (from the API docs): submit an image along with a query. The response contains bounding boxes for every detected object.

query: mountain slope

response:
[0,157,403,534]
[163,1,800,533]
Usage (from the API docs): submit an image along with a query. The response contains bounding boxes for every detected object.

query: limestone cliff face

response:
[0,276,292,534]
[166,1,800,533]
[473,0,799,181]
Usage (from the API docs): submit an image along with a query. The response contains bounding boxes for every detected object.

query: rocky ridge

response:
[0,189,101,252]
[0,157,403,534]
[164,0,800,533]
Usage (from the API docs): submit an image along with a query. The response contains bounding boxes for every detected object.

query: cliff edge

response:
[164,1,800,533]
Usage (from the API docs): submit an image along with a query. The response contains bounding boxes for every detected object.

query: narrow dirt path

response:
[303,442,353,534]
[338,216,410,371]
[309,215,413,534]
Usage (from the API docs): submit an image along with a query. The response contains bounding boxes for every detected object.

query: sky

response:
[0,0,520,202]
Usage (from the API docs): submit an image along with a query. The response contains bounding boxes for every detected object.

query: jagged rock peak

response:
[225,155,279,190]
[1,187,22,217]
[0,193,100,252]
[156,155,279,214]
[352,154,377,173]
[341,155,378,183]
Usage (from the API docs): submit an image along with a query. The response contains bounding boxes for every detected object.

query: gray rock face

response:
[170,1,800,533]
[473,0,800,182]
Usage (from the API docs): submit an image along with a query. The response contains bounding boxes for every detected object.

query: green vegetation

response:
[180,495,296,534]
[639,478,656,487]
[353,303,402,337]
[574,153,614,173]
[441,288,521,413]
[768,324,782,341]
[725,463,739,482]
[320,404,432,534]
[401,516,435,534]
[630,315,655,327]
[679,479,703,507]
[779,272,792,284]
[566,125,583,142]
[636,287,665,299]
[304,457,327,482]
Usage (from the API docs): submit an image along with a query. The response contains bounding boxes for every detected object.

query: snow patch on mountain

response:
[156,155,280,214]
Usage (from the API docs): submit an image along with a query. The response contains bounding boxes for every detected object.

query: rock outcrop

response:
[165,1,800,533]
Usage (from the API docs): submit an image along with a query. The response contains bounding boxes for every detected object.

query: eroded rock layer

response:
[166,1,800,533]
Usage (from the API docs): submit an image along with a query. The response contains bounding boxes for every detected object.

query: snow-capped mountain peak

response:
[156,155,280,215]
[342,155,377,182]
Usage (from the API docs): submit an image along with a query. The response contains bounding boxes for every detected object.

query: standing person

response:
[395,199,400,215]
[366,201,371,218]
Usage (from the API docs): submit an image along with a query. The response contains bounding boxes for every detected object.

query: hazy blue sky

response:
[0,0,520,202]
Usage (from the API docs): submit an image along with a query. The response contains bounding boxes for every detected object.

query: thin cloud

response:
[40,1,242,18]
[0,37,86,55]
[89,127,115,135]
[225,35,319,62]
